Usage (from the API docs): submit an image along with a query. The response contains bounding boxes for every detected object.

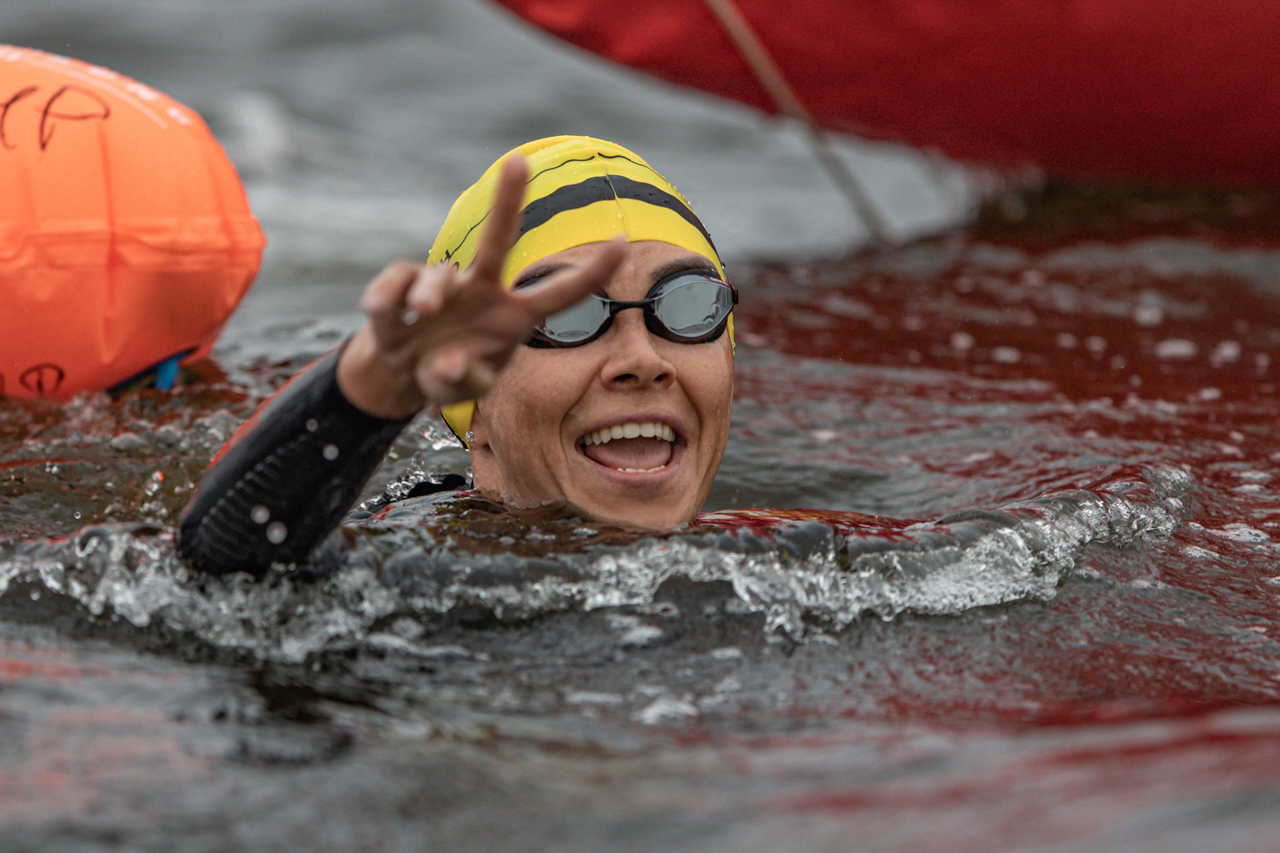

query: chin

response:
[570,494,698,531]
[480,486,693,530]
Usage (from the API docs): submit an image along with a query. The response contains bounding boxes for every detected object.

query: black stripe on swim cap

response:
[516,175,718,257]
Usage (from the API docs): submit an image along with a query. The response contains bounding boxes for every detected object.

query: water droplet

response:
[1134,305,1164,326]
[992,346,1021,364]
[1210,340,1242,366]
[305,419,319,433]
[251,505,270,524]
[266,521,288,544]
[73,511,81,519]
[1154,338,1197,360]
[634,696,697,724]
[323,444,339,461]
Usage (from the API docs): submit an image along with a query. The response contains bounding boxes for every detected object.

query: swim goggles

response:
[525,270,738,348]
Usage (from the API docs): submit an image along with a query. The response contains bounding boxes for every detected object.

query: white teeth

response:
[582,422,675,446]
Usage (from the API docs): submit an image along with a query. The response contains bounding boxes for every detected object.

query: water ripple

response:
[0,464,1190,661]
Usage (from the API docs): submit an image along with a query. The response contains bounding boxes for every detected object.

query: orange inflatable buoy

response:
[0,45,264,398]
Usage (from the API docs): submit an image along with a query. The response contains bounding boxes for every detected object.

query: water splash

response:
[0,464,1190,661]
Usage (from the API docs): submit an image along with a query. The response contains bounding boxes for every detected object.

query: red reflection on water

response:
[770,716,1280,850]
[737,255,1280,409]
[720,209,1280,737]
[698,507,916,537]
[0,655,107,683]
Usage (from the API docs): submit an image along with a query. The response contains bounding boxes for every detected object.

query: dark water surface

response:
[6,2,1280,851]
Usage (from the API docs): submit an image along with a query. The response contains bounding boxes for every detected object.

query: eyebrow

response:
[512,262,570,289]
[649,256,718,283]
[512,254,719,291]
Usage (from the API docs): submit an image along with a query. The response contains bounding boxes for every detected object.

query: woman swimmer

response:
[178,136,736,577]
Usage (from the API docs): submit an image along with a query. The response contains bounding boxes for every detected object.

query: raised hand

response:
[336,155,626,419]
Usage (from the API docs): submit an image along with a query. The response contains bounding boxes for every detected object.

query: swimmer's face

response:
[469,240,734,529]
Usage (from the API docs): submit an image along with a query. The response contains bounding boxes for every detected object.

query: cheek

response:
[685,344,735,435]
[482,352,587,440]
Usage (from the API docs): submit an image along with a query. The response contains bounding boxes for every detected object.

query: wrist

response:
[336,326,428,419]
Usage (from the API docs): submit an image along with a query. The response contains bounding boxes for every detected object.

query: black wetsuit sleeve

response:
[177,348,413,577]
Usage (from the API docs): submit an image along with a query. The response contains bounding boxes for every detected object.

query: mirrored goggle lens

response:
[651,277,736,341]
[538,296,611,344]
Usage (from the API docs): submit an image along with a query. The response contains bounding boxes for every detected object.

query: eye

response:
[513,271,552,291]
[651,267,719,294]
[539,295,610,342]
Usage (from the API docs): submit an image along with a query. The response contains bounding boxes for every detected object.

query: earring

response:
[464,430,475,445]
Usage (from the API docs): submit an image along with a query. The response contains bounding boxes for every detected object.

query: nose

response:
[598,307,674,390]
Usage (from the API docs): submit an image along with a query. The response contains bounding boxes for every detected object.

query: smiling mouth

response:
[579,421,677,473]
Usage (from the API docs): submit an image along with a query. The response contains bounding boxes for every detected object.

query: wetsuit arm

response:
[177,347,413,577]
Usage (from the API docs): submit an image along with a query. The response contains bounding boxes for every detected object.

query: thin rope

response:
[701,0,889,245]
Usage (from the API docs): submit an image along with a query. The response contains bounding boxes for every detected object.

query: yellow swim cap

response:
[431,136,728,447]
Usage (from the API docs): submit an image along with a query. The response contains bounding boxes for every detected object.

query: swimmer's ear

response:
[467,403,492,451]
[465,404,501,494]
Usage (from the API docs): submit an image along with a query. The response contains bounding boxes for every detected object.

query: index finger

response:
[469,154,528,285]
